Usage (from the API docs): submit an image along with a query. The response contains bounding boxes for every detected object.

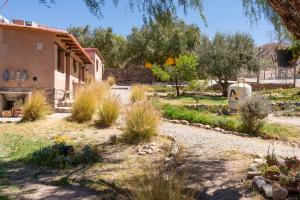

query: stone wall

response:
[104,64,155,84]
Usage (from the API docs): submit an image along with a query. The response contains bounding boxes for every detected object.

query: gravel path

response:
[160,121,300,158]
[267,115,300,127]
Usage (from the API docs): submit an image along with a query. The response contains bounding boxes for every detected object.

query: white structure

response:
[228,81,252,111]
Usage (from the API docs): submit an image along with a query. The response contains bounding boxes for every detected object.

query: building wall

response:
[85,51,103,82]
[0,27,55,90]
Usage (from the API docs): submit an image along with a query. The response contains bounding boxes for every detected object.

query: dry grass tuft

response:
[96,95,121,127]
[21,91,51,122]
[127,165,193,200]
[71,82,111,123]
[123,101,160,144]
[106,76,116,86]
[130,85,147,104]
[71,89,96,123]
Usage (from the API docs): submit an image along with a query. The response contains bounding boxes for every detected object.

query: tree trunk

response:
[294,65,297,88]
[257,69,260,83]
[267,0,300,40]
[219,80,229,97]
[175,80,180,97]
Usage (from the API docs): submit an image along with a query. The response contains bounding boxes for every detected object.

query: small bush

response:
[71,89,96,123]
[29,143,102,169]
[21,91,51,122]
[127,166,193,200]
[123,101,160,144]
[130,85,146,104]
[107,76,116,86]
[96,95,121,127]
[240,95,270,136]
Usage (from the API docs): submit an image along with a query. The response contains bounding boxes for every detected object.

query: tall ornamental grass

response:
[130,85,146,104]
[22,91,51,122]
[96,95,121,127]
[123,101,160,144]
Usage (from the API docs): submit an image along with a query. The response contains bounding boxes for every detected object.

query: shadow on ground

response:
[0,157,123,200]
[182,150,249,200]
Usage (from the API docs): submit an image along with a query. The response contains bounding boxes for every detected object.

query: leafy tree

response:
[127,16,201,65]
[188,79,208,103]
[152,54,198,97]
[67,25,93,47]
[198,32,259,97]
[68,27,128,68]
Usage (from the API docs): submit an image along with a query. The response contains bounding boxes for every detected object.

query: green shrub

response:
[127,166,193,200]
[162,104,240,131]
[96,95,121,127]
[21,91,51,122]
[123,101,160,144]
[71,89,96,123]
[29,143,102,169]
[240,95,270,136]
[130,85,146,104]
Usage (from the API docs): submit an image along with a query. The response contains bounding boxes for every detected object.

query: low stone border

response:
[163,118,249,138]
[163,118,300,148]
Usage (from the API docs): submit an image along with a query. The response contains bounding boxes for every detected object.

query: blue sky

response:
[0,0,275,45]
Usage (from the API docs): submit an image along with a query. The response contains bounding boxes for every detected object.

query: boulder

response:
[262,184,273,199]
[272,184,288,200]
[252,176,266,191]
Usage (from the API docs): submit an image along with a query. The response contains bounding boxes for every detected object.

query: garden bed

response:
[161,104,300,143]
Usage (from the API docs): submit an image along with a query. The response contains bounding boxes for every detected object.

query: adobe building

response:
[83,48,104,82]
[0,19,104,116]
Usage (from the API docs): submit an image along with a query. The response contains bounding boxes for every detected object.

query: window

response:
[96,60,99,72]
[73,59,78,74]
[57,48,65,73]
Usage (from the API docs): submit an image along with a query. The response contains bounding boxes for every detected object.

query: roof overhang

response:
[0,22,93,64]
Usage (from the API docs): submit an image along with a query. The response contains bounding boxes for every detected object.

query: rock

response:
[214,127,222,131]
[170,119,180,124]
[262,184,273,199]
[203,125,211,129]
[252,176,266,191]
[247,171,260,179]
[257,153,264,159]
[248,164,258,172]
[180,120,189,125]
[165,157,171,162]
[144,149,153,154]
[254,158,266,165]
[272,184,288,200]
[139,152,146,155]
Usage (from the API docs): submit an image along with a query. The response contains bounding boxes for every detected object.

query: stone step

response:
[57,101,73,107]
[55,107,72,113]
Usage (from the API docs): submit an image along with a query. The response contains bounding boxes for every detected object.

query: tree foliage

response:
[68,26,128,68]
[152,54,198,96]
[127,15,201,65]
[198,32,259,96]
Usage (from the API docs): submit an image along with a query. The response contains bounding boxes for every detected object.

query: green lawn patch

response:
[0,132,51,161]
[258,88,300,102]
[162,104,240,131]
[161,95,227,106]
